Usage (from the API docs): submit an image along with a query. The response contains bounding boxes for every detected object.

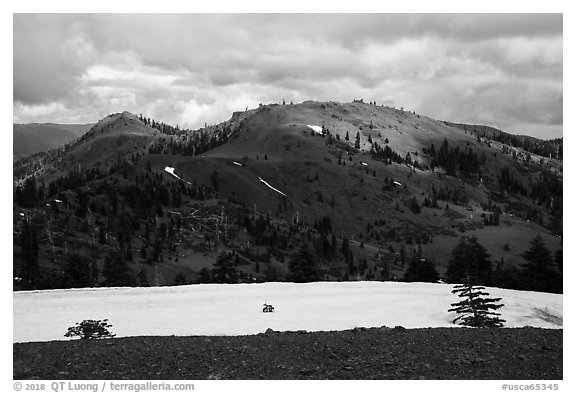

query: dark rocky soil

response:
[13,327,562,380]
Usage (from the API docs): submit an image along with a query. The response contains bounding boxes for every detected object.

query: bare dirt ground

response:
[13,326,561,380]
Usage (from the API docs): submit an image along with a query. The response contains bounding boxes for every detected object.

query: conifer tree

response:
[210,170,219,192]
[23,176,38,207]
[448,280,505,327]
[212,252,238,283]
[65,253,92,288]
[102,251,135,287]
[446,236,492,285]
[287,245,320,283]
[341,235,350,257]
[519,235,561,293]
[331,232,338,255]
[555,249,562,273]
[173,272,188,286]
[409,196,421,214]
[19,220,39,286]
[90,259,99,286]
[197,267,212,283]
[137,268,149,286]
[403,257,439,283]
[265,264,278,282]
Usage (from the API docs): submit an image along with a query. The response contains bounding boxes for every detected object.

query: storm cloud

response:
[13,14,562,138]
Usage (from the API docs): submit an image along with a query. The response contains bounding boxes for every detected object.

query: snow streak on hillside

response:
[164,166,192,185]
[13,282,562,343]
[258,177,287,197]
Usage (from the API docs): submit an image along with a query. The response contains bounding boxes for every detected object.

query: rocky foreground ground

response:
[13,326,562,380]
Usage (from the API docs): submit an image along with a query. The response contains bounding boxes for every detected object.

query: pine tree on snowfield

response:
[448,281,505,327]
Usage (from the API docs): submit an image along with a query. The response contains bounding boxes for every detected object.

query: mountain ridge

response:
[12,100,563,293]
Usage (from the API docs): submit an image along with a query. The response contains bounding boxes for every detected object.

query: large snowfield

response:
[13,282,562,343]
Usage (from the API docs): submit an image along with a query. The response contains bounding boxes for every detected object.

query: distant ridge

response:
[13,122,92,160]
[445,121,562,160]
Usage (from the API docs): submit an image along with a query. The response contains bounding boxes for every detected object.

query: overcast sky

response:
[13,14,563,139]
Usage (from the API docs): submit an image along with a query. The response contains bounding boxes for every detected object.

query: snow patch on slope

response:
[164,166,180,180]
[307,125,323,135]
[13,282,562,343]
